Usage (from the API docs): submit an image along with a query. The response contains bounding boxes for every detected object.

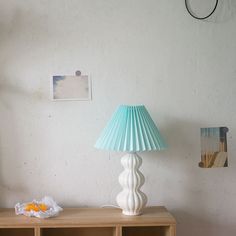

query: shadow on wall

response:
[173,209,236,236]
[0,73,33,207]
[0,80,34,104]
[0,4,50,48]
[0,5,50,206]
[160,117,202,164]
[157,117,235,236]
[0,107,29,207]
[0,78,46,206]
[0,3,51,101]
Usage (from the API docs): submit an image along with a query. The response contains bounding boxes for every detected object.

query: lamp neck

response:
[128,151,137,155]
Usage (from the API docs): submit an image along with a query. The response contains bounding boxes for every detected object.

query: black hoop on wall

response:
[185,0,219,20]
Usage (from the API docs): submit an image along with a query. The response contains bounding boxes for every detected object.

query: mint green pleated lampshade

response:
[95,105,167,152]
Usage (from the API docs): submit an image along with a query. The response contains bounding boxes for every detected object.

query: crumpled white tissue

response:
[15,196,63,219]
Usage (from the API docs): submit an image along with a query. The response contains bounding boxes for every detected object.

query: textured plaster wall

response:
[1,0,236,235]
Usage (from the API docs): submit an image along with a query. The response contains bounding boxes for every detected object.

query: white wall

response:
[1,0,236,235]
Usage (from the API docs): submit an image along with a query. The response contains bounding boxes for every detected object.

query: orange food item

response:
[24,203,48,212]
[25,203,34,211]
[32,204,39,212]
[39,203,48,212]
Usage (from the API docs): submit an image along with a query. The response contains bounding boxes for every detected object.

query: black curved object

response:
[185,0,218,20]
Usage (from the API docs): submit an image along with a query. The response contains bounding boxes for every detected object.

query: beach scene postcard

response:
[199,127,229,168]
[52,75,91,101]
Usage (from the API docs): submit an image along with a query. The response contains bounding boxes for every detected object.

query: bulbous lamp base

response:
[116,152,147,216]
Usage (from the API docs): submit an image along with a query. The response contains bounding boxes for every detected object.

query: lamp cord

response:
[101,205,121,209]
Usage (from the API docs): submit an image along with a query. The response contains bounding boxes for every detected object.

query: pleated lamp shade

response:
[95,105,167,152]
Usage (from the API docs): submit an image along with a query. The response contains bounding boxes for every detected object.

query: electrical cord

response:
[100,205,121,209]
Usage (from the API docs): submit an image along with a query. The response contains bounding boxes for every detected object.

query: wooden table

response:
[0,206,176,236]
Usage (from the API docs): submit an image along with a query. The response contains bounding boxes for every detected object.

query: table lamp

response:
[95,105,167,216]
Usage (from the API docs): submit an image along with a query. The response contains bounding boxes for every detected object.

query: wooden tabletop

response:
[0,206,176,227]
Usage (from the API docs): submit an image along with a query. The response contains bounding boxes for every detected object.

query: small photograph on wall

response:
[199,127,229,168]
[52,74,91,101]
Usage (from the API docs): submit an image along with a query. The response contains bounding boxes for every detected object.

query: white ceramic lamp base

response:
[116,152,147,216]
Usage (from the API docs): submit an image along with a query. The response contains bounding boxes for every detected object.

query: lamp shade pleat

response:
[95,105,167,152]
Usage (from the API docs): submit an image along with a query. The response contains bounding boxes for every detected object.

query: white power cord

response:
[100,205,120,209]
